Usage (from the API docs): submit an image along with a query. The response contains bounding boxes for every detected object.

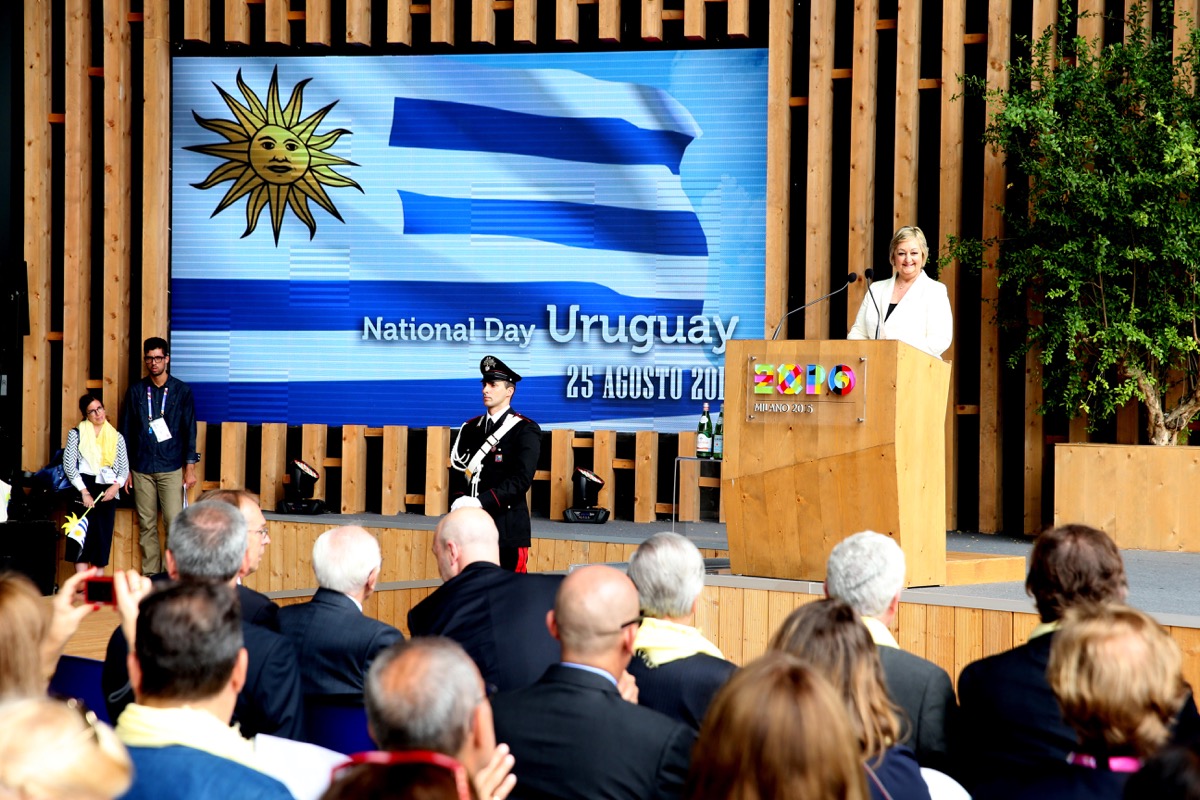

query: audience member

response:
[975,603,1187,799]
[114,581,293,800]
[322,752,478,800]
[825,531,956,769]
[0,696,133,800]
[199,488,281,630]
[1124,742,1200,799]
[101,500,304,739]
[365,637,515,800]
[490,565,694,800]
[279,525,403,696]
[685,650,867,800]
[955,524,1132,789]
[0,568,109,699]
[625,531,736,731]
[769,599,931,800]
[408,508,561,692]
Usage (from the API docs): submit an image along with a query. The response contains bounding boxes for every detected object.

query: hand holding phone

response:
[83,576,116,606]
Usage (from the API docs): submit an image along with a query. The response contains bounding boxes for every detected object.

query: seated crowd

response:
[3,509,1200,800]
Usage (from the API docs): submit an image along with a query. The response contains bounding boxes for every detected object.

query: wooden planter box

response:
[1054,443,1200,551]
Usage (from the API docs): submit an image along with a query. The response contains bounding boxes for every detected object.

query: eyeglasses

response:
[600,615,645,635]
[144,355,167,363]
[249,525,270,538]
[330,750,472,800]
[86,406,104,416]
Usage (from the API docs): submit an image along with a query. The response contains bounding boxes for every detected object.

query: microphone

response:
[864,268,884,340]
[771,273,859,340]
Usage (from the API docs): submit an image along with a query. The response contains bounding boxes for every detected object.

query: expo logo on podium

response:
[749,362,858,415]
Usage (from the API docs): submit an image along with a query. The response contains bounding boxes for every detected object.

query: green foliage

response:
[947,2,1200,444]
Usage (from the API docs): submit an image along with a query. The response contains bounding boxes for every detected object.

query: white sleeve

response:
[847,289,874,340]
[923,281,954,358]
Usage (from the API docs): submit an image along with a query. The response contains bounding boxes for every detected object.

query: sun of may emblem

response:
[186,67,362,244]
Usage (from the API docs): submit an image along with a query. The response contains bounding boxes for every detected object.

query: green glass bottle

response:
[713,404,724,460]
[696,402,713,459]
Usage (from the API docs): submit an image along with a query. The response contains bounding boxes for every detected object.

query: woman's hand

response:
[114,570,154,650]
[39,568,102,683]
[473,743,517,800]
[101,483,120,503]
[80,489,95,509]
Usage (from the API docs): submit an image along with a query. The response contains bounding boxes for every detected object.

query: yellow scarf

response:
[76,419,118,473]
[115,703,260,771]
[632,617,725,667]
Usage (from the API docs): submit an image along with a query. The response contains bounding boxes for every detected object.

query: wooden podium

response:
[723,339,953,586]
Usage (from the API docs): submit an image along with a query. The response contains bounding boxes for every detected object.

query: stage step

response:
[944,551,1027,586]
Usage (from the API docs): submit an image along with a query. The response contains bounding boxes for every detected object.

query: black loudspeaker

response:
[0,520,59,594]
[276,459,325,515]
[563,467,609,524]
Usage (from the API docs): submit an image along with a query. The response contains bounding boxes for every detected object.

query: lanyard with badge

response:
[146,385,174,443]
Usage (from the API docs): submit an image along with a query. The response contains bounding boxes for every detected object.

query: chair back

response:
[48,655,111,725]
[303,694,375,754]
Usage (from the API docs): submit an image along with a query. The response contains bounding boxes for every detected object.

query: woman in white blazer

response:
[847,226,953,359]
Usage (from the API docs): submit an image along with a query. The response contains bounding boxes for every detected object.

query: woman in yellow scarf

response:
[64,394,129,573]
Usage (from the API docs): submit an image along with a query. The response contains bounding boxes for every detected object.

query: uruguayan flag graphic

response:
[171,53,767,429]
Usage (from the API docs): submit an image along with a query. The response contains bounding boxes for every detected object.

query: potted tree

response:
[951,3,1200,547]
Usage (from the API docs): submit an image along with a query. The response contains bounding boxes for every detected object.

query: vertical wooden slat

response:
[472,0,496,43]
[347,0,371,44]
[23,0,52,472]
[307,0,331,44]
[718,585,744,663]
[677,432,700,521]
[388,0,413,45]
[513,0,537,43]
[978,0,1011,532]
[940,0,966,530]
[341,424,368,513]
[225,0,251,44]
[63,0,93,441]
[260,422,287,512]
[266,0,291,44]
[684,0,705,39]
[425,426,451,515]
[382,425,409,515]
[728,0,749,37]
[1177,0,1199,60]
[301,424,328,500]
[803,0,835,339]
[763,0,793,337]
[952,606,983,681]
[597,0,619,42]
[593,430,617,514]
[1077,0,1103,48]
[892,0,922,226]
[633,430,658,523]
[1125,0,1151,42]
[550,429,575,523]
[642,0,663,42]
[184,0,211,42]
[741,588,770,662]
[219,421,247,488]
[191,421,207,504]
[558,0,579,42]
[431,0,454,44]
[845,0,879,326]
[142,0,171,381]
[104,0,133,442]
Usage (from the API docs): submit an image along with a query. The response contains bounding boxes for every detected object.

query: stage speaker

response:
[0,520,58,594]
[563,467,609,524]
[277,459,325,515]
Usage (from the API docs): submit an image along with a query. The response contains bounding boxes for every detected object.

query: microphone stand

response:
[864,268,885,340]
[771,273,859,340]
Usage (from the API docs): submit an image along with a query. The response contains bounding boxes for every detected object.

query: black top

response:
[119,374,198,474]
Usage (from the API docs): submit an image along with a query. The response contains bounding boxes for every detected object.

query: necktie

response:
[485,417,495,437]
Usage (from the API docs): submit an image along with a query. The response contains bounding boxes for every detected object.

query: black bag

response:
[31,447,73,494]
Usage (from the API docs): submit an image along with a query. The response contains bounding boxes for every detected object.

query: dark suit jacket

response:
[408,561,561,693]
[238,582,281,631]
[277,587,404,696]
[878,645,956,771]
[626,652,736,732]
[102,583,304,741]
[449,410,541,548]
[491,665,695,800]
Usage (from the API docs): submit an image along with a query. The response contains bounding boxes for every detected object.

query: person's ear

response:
[547,610,560,641]
[229,648,249,694]
[165,550,178,579]
[127,652,143,696]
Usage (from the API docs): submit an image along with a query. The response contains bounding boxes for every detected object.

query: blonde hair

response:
[1048,603,1186,757]
[686,652,867,800]
[889,226,928,264]
[0,572,51,699]
[768,599,902,764]
[0,697,133,799]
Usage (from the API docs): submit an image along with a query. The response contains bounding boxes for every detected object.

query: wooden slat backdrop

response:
[23,1,1198,541]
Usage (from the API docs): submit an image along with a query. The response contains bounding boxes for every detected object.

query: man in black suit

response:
[202,489,280,631]
[490,565,694,800]
[955,524,1130,792]
[449,355,541,572]
[625,532,735,731]
[278,525,403,696]
[408,507,561,693]
[101,500,305,740]
[824,530,956,771]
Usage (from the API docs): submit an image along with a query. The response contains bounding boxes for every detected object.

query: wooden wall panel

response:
[802,0,836,339]
[347,0,371,45]
[301,424,329,500]
[143,0,171,359]
[892,0,922,226]
[308,0,332,45]
[260,423,287,511]
[472,0,496,43]
[266,0,292,44]
[220,421,248,487]
[845,0,879,325]
[515,0,538,43]
[23,0,53,472]
[558,0,579,42]
[764,0,793,336]
[388,0,413,45]
[431,0,455,44]
[104,0,133,446]
[342,425,369,513]
[185,0,211,42]
[382,426,409,515]
[1077,0,1103,47]
[62,0,93,441]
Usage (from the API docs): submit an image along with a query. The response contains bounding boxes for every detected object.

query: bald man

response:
[278,525,404,696]
[408,508,561,693]
[490,566,694,800]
